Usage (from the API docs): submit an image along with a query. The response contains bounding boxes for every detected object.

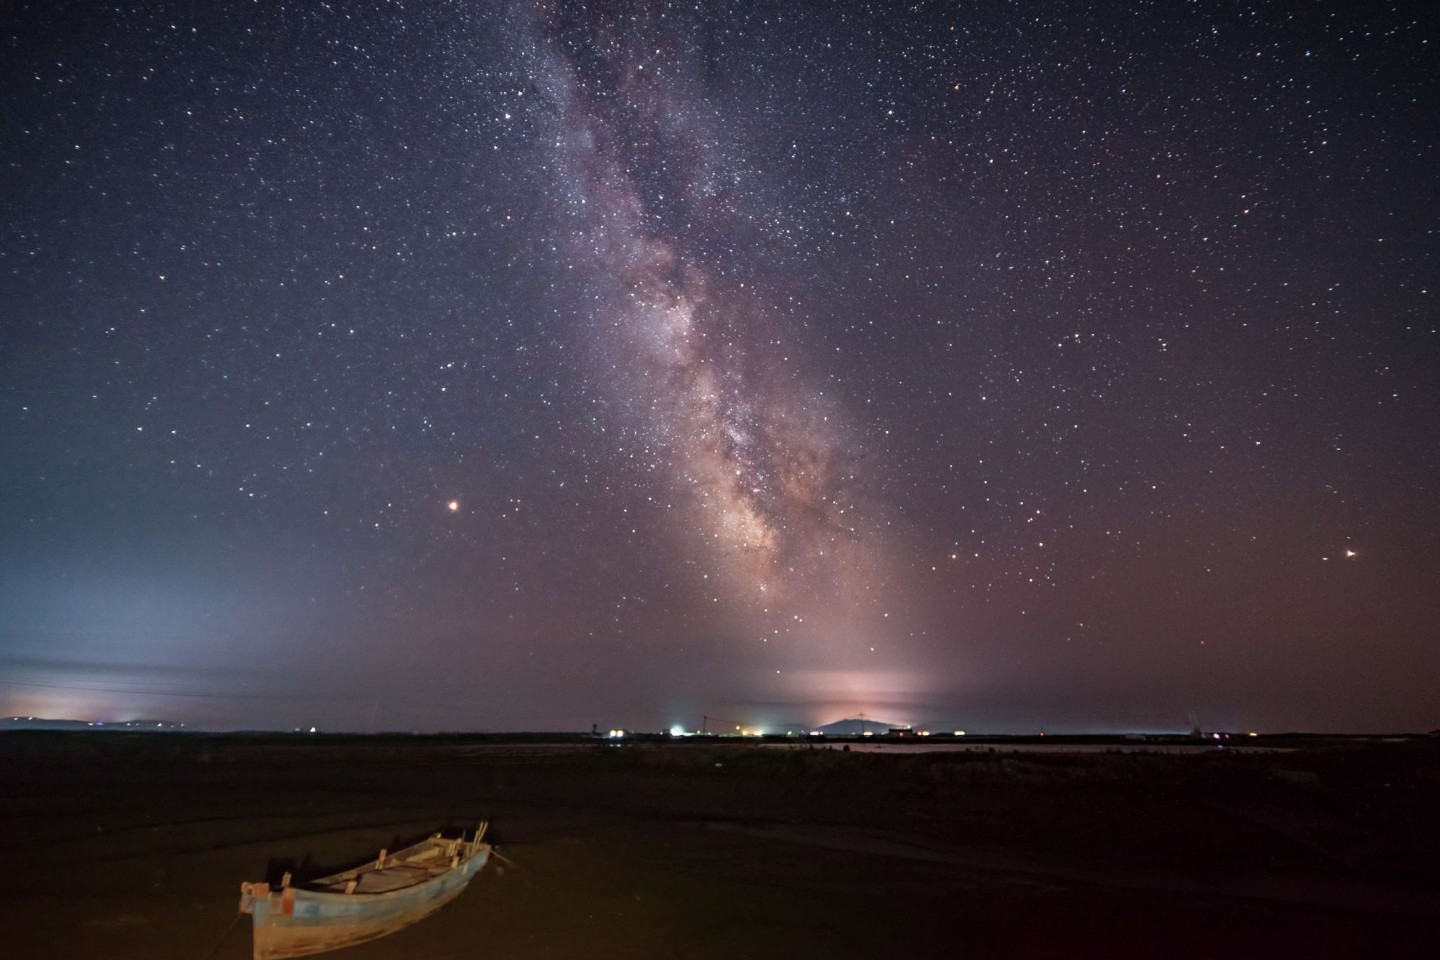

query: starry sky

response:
[3,1,1437,733]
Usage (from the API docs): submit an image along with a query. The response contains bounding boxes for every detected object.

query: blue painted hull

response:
[240,838,490,959]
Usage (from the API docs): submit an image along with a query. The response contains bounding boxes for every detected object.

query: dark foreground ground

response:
[1,733,1437,959]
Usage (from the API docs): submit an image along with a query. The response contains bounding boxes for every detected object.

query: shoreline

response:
[2,732,1436,958]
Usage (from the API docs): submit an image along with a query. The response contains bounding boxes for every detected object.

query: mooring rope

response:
[489,848,527,874]
[200,911,243,960]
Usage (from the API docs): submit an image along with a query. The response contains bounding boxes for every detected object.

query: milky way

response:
[1,1,1437,732]
[527,4,897,657]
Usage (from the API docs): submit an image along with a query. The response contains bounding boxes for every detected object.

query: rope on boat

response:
[200,911,243,960]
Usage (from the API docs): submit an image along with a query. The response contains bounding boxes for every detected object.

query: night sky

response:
[3,1,1437,733]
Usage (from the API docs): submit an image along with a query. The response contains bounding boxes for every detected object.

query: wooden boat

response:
[239,824,491,959]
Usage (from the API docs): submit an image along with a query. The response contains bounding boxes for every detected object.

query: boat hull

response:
[241,845,489,960]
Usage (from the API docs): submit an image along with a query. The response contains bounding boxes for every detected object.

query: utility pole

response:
[702,714,710,735]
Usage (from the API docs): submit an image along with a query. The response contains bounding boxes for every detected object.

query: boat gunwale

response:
[306,835,477,880]
[290,846,488,902]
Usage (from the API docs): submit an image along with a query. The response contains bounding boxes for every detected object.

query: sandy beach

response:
[2,733,1436,959]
